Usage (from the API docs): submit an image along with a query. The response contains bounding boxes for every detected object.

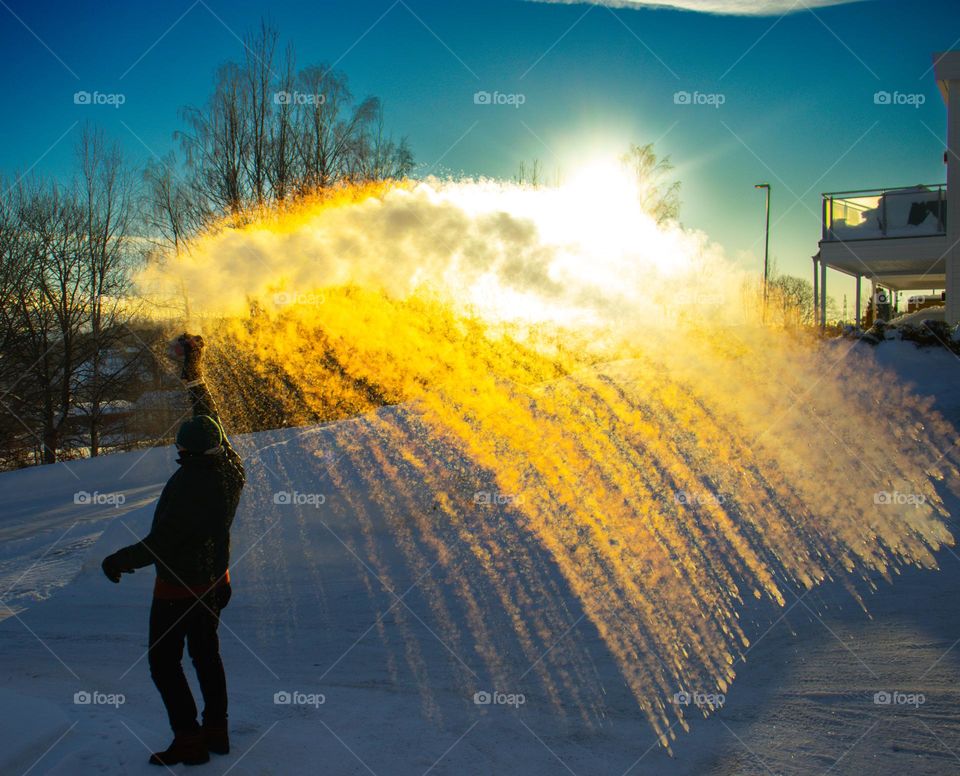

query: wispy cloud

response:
[528,0,864,17]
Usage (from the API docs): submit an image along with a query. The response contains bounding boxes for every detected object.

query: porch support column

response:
[855,274,862,328]
[820,261,827,330]
[813,256,819,325]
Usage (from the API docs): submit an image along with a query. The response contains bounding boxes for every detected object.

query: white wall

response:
[935,53,960,323]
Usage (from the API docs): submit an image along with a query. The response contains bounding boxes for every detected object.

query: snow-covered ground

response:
[0,447,173,620]
[2,342,960,775]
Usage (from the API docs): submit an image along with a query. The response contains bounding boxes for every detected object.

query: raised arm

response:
[173,334,220,422]
[172,333,238,456]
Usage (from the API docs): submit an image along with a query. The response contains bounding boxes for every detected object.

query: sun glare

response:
[565,157,636,198]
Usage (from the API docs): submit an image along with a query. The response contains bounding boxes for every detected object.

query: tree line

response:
[0,22,413,469]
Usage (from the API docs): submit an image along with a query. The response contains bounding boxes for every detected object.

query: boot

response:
[202,720,230,755]
[149,730,209,766]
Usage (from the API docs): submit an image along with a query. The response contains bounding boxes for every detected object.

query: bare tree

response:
[75,125,139,456]
[293,65,379,190]
[178,61,251,218]
[0,140,141,466]
[266,42,298,202]
[175,21,412,219]
[516,159,543,187]
[354,104,414,183]
[143,152,204,256]
[9,179,88,463]
[242,20,279,208]
[621,143,681,224]
[0,178,36,464]
[767,274,815,328]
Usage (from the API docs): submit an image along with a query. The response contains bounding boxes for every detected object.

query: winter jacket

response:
[112,379,246,591]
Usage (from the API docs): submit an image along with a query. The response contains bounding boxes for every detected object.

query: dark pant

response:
[148,585,231,733]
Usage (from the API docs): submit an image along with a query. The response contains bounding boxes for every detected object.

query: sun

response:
[565,156,636,198]
[562,156,644,227]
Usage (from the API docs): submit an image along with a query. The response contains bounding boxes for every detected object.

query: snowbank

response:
[888,306,946,327]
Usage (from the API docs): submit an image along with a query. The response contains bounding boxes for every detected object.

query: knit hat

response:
[175,415,224,454]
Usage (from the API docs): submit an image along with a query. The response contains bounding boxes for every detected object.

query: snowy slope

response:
[0,446,174,619]
[1,345,960,775]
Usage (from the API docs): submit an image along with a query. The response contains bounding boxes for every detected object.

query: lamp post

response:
[755,183,771,319]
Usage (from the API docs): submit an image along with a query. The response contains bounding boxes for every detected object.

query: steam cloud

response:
[137,177,745,331]
[136,175,958,749]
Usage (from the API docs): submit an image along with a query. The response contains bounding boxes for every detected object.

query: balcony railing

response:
[821,184,947,242]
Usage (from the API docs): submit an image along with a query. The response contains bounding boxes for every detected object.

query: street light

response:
[755,183,771,318]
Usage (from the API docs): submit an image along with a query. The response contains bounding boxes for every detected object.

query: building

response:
[814,51,960,327]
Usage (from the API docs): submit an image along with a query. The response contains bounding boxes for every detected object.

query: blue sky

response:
[2,0,958,297]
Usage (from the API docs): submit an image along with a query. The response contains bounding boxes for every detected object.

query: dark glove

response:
[169,333,205,381]
[101,553,133,584]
